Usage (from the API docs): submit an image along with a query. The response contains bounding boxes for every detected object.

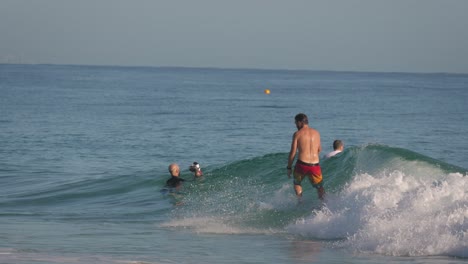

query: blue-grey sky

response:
[1,0,468,73]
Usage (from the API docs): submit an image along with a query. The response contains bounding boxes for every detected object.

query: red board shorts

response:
[294,160,323,188]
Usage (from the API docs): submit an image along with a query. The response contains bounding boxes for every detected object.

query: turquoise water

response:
[0,64,467,263]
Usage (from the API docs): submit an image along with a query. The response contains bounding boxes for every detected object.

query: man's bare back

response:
[287,116,321,167]
[294,127,321,164]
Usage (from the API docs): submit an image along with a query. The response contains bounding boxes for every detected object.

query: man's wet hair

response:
[295,113,309,124]
[333,140,343,150]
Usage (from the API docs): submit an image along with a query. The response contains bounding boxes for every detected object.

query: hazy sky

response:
[1,0,468,73]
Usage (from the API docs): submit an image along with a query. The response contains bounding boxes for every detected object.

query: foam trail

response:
[160,216,275,235]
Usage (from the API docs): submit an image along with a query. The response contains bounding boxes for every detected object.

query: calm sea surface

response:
[0,64,467,263]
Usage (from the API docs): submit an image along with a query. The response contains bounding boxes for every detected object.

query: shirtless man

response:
[287,113,325,201]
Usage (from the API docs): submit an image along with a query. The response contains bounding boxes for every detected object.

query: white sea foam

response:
[288,169,467,257]
[160,216,274,235]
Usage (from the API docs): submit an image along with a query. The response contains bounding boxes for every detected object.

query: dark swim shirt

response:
[166,176,185,188]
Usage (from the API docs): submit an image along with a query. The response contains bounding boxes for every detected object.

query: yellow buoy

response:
[264,89,271,94]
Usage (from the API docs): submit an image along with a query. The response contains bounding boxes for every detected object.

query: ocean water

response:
[0,64,467,263]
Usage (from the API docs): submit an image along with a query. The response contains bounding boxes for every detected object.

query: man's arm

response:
[317,133,322,154]
[287,133,298,177]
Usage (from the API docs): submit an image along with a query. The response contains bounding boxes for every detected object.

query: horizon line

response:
[1,62,467,76]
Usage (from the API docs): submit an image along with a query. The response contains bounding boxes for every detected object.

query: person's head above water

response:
[168,163,180,177]
[189,161,203,177]
[333,140,344,151]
